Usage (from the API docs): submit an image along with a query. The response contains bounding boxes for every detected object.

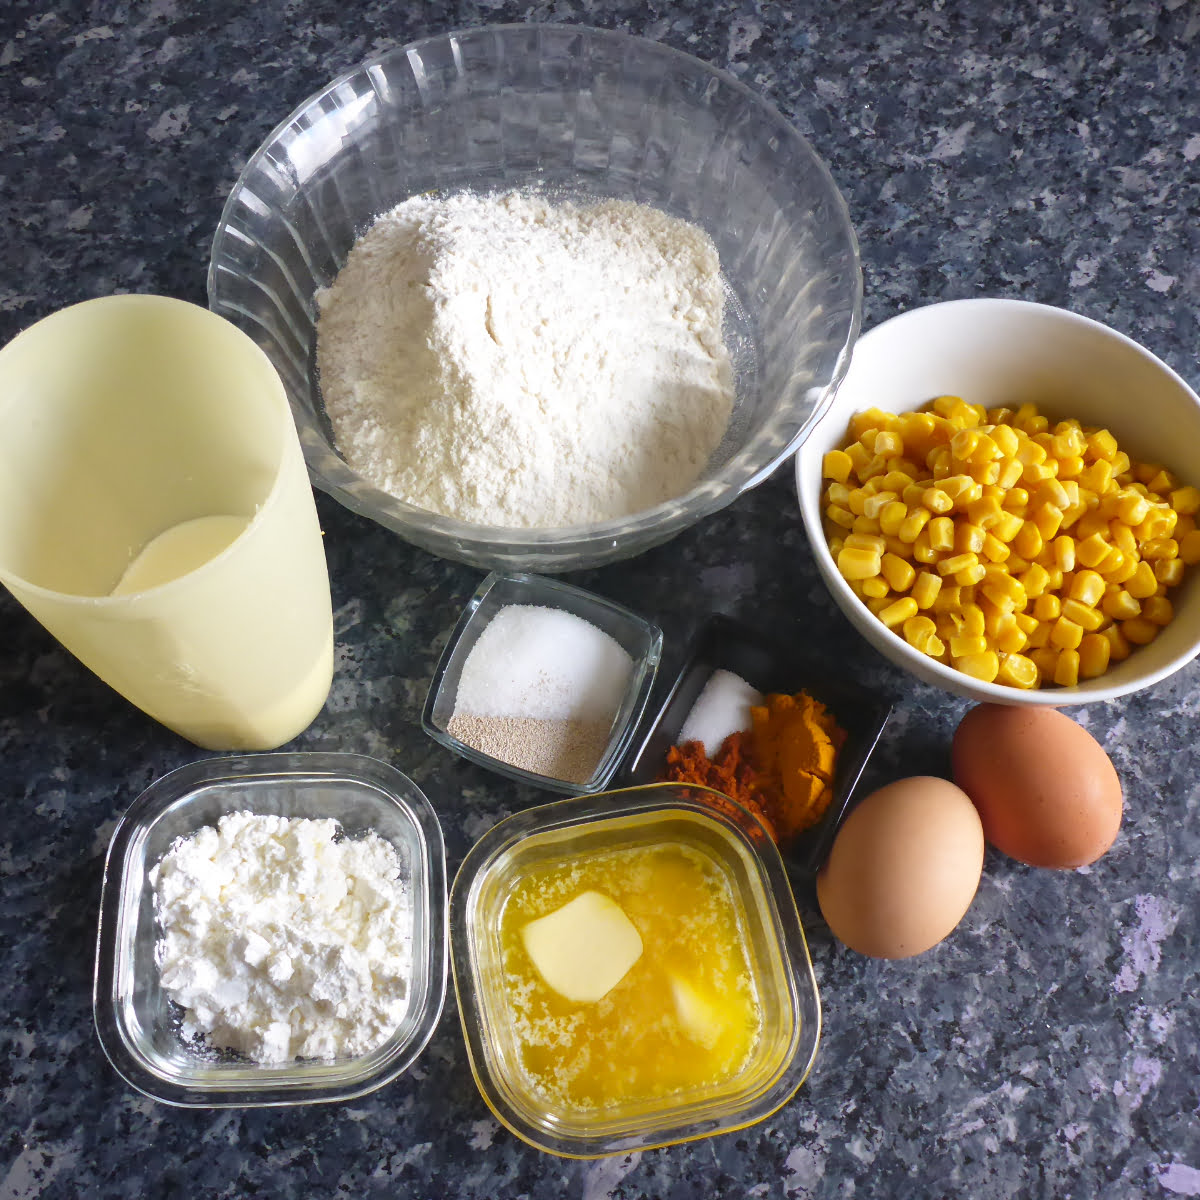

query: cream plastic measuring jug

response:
[0,295,334,750]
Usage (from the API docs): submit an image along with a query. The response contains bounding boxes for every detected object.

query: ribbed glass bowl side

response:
[208,24,860,570]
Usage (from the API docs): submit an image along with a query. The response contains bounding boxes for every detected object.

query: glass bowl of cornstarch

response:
[208,24,861,571]
[94,753,447,1107]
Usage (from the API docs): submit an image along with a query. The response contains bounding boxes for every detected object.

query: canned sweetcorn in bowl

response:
[449,784,821,1158]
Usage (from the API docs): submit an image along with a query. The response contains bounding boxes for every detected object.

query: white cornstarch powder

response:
[151,812,413,1064]
[316,190,735,528]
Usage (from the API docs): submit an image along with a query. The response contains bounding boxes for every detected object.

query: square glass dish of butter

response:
[623,614,893,876]
[449,784,820,1157]
[93,752,447,1107]
[422,571,662,794]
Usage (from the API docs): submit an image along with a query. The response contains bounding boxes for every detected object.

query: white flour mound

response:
[152,812,413,1064]
[315,191,735,529]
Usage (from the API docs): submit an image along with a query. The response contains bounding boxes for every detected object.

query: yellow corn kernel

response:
[1102,589,1141,621]
[990,424,1019,455]
[1060,598,1105,631]
[879,501,909,536]
[1100,622,1132,662]
[823,449,853,483]
[1155,558,1185,587]
[882,468,917,494]
[880,552,916,592]
[992,511,1026,542]
[1140,537,1178,561]
[1019,562,1051,599]
[865,596,893,616]
[846,487,871,516]
[1170,485,1200,515]
[1086,428,1119,462]
[902,615,943,653]
[1122,616,1159,645]
[927,516,955,553]
[1054,649,1080,687]
[827,505,856,530]
[937,474,975,503]
[1077,460,1113,494]
[911,571,943,609]
[844,532,887,554]
[1023,461,1055,485]
[995,623,1028,656]
[1116,490,1151,526]
[1053,536,1076,572]
[937,552,978,577]
[1110,520,1138,558]
[845,440,871,474]
[981,571,1026,608]
[967,494,1004,528]
[1181,529,1200,565]
[861,576,891,599]
[997,652,1040,689]
[878,597,919,629]
[898,508,932,543]
[1013,521,1045,560]
[837,546,882,580]
[1031,502,1065,541]
[1075,510,1111,540]
[1050,616,1084,651]
[825,482,851,509]
[1176,514,1197,540]
[1078,634,1112,680]
[955,650,1000,682]
[1074,532,1111,569]
[996,458,1025,489]
[1028,648,1059,680]
[1068,569,1105,607]
[1034,594,1062,622]
[1025,621,1052,650]
[1014,611,1040,635]
[873,430,904,459]
[955,561,987,587]
[1126,560,1158,599]
[955,522,986,555]
[1096,546,1129,577]
[861,490,897,520]
[1139,507,1177,540]
[969,459,1001,486]
[921,488,954,514]
[959,604,987,637]
[1142,595,1174,626]
[912,528,939,564]
[1147,467,1175,494]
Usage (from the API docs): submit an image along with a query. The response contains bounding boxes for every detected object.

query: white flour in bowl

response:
[315,191,735,529]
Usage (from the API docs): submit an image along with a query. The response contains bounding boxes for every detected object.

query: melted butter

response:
[497,841,763,1114]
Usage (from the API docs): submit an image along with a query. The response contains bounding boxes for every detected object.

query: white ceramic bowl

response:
[796,298,1200,705]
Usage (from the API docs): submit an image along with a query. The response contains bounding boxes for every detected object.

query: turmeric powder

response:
[663,689,846,845]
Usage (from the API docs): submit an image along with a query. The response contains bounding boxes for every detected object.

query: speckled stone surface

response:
[2,2,1199,1197]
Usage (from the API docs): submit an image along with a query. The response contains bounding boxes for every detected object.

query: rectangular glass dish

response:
[622,614,892,876]
[422,571,662,794]
[93,752,447,1107]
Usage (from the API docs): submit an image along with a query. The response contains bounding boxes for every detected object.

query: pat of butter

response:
[669,974,727,1048]
[521,890,643,1003]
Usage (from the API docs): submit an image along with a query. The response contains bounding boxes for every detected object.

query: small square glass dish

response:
[93,752,447,1107]
[422,571,662,795]
[449,783,821,1158]
[622,614,892,876]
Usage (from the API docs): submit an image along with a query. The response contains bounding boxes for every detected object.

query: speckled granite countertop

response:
[2,2,1199,1197]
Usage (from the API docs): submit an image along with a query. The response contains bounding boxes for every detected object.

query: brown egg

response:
[817,777,985,959]
[951,703,1122,869]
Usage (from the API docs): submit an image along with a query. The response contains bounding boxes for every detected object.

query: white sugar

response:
[453,605,634,722]
[676,669,763,756]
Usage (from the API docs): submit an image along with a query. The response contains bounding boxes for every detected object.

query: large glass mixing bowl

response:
[208,24,860,571]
